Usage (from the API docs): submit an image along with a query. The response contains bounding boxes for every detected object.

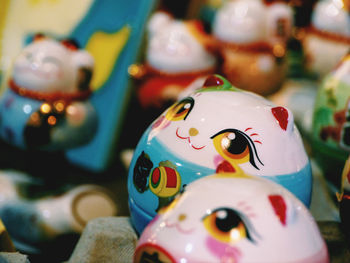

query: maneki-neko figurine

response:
[212,0,293,95]
[135,173,329,263]
[312,53,350,186]
[302,0,350,77]
[0,34,97,150]
[128,74,312,234]
[130,11,217,110]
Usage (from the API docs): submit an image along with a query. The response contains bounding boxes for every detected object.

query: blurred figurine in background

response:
[130,11,217,111]
[302,0,350,77]
[312,53,350,186]
[0,34,98,150]
[0,170,117,252]
[212,0,293,95]
[0,35,116,254]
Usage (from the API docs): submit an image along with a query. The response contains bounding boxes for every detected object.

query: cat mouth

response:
[165,219,195,235]
[15,65,61,79]
[176,128,206,150]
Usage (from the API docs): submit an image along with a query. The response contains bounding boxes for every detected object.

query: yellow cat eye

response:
[202,207,249,244]
[211,129,263,170]
[165,97,194,122]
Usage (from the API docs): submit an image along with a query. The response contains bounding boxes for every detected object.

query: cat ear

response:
[266,3,293,42]
[268,194,296,226]
[71,50,94,91]
[32,33,46,42]
[61,39,80,51]
[147,11,173,36]
[271,106,294,133]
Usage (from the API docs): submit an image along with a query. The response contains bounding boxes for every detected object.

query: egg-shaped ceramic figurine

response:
[134,11,217,109]
[128,74,312,233]
[0,35,97,150]
[212,0,293,95]
[312,53,350,186]
[135,172,329,263]
[303,0,350,77]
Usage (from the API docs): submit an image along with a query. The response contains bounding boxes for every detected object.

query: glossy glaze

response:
[135,173,328,263]
[128,75,312,233]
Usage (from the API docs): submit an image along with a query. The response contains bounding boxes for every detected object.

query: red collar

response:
[217,39,275,54]
[9,79,92,102]
[307,26,350,44]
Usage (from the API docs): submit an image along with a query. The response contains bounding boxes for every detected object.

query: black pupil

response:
[175,103,188,115]
[224,132,248,155]
[215,208,242,232]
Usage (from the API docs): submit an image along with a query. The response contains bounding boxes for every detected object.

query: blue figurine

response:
[0,34,97,150]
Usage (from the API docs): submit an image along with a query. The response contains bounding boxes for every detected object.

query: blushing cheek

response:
[213,155,224,167]
[205,236,241,262]
[151,115,171,131]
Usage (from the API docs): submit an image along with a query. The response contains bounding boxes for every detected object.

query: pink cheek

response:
[205,236,241,263]
[213,155,225,167]
[151,115,171,130]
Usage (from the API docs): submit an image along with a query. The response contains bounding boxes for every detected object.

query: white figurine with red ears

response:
[135,172,329,263]
[302,0,350,77]
[0,34,98,150]
[128,75,312,234]
[133,11,217,109]
[212,0,293,95]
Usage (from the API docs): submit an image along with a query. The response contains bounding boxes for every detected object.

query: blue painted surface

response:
[65,0,156,171]
[128,126,313,233]
[0,90,41,148]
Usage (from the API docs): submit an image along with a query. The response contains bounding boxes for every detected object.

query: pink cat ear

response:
[271,106,293,132]
[268,195,287,226]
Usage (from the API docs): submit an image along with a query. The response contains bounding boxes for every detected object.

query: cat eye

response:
[211,129,263,169]
[202,207,256,244]
[165,97,194,122]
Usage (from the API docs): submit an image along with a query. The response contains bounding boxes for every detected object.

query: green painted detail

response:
[196,74,241,93]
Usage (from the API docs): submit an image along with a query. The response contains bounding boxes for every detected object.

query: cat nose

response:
[189,128,198,136]
[178,214,187,221]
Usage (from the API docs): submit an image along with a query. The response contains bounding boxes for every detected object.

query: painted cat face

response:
[149,76,308,176]
[12,38,94,93]
[128,75,311,234]
[135,174,328,263]
[146,12,216,73]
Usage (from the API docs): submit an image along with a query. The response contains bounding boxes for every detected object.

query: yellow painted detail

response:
[29,0,59,7]
[0,0,10,67]
[85,26,131,91]
[212,170,252,179]
[337,156,350,201]
[0,219,5,233]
